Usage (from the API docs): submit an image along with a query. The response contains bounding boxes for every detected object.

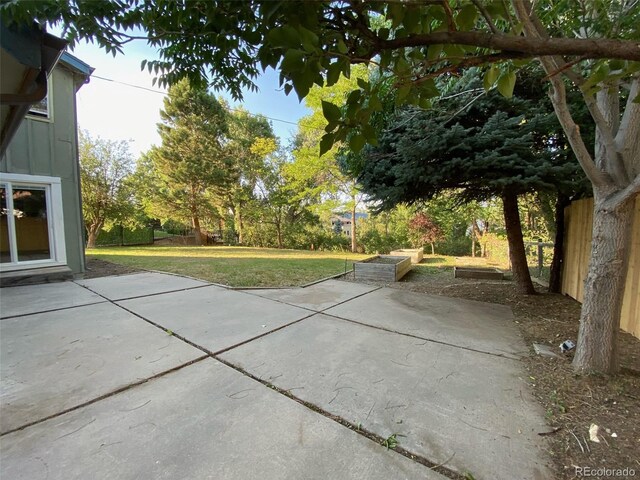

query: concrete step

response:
[0,266,73,287]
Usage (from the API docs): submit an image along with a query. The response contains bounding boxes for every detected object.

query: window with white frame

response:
[0,174,67,270]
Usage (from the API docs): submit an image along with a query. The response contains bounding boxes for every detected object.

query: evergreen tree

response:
[353,69,590,294]
[138,79,233,245]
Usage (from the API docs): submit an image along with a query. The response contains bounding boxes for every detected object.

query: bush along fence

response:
[524,239,554,283]
[92,225,154,247]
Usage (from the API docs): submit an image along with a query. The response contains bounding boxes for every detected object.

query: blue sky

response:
[64,37,310,157]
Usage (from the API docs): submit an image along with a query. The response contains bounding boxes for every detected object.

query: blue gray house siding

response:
[1,62,87,274]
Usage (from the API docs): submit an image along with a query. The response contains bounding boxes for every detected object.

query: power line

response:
[91,74,309,129]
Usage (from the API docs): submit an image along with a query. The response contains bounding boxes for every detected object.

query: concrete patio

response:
[0,272,551,479]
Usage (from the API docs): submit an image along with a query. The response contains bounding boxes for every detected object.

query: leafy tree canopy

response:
[79,130,136,247]
[4,0,639,151]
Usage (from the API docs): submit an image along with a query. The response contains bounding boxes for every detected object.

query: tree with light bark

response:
[9,0,639,374]
[79,130,135,248]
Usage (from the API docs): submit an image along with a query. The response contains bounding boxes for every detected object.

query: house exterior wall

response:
[0,66,85,274]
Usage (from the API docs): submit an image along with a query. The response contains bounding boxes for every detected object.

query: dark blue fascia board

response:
[60,51,94,78]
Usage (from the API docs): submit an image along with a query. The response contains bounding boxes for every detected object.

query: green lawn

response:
[86,245,371,287]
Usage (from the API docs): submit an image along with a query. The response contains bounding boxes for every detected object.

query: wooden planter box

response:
[454,266,504,280]
[389,248,424,264]
[354,255,412,282]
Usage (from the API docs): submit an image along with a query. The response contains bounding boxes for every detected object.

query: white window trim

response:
[0,173,67,271]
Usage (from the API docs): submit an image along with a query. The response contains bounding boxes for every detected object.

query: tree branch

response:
[470,0,500,34]
[616,76,640,179]
[407,52,528,86]
[441,0,457,32]
[375,31,640,61]
[443,89,491,126]
[606,173,640,208]
[512,2,611,189]
[572,87,618,166]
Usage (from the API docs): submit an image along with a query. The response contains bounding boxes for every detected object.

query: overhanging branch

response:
[375,31,640,61]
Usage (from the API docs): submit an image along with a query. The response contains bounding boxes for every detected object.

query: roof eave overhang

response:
[0,22,68,156]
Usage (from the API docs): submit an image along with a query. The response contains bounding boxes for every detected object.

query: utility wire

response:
[91,74,312,129]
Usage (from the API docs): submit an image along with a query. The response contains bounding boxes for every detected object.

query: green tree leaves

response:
[497,71,517,98]
[79,130,137,246]
[138,79,233,240]
[321,101,341,124]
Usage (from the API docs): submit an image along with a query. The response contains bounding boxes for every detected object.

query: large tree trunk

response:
[502,191,536,295]
[236,203,244,244]
[548,193,570,293]
[218,218,224,240]
[276,221,283,249]
[471,227,476,257]
[351,204,357,253]
[86,220,104,249]
[572,192,635,374]
[513,1,640,374]
[471,220,482,257]
[192,216,203,246]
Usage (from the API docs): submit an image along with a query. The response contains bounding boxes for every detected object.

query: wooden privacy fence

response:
[562,197,640,339]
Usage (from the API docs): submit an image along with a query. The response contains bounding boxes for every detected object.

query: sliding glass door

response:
[0,174,66,270]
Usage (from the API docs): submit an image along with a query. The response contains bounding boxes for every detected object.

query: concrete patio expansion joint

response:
[239,281,523,362]
[72,279,213,302]
[320,312,524,362]
[0,355,209,437]
[317,284,384,312]
[241,283,384,315]
[0,300,109,320]
[73,281,317,358]
[70,282,469,478]
[211,355,468,480]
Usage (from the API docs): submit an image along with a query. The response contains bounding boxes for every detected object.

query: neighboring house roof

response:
[332,212,369,222]
[0,21,76,155]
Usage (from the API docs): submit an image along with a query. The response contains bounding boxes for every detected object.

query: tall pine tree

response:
[138,79,233,245]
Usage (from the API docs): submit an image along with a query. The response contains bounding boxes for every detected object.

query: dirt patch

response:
[83,258,143,279]
[343,267,640,479]
[362,256,406,264]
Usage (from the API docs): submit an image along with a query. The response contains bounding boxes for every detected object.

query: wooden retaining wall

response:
[562,197,640,339]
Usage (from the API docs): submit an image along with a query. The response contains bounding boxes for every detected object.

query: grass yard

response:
[86,245,371,287]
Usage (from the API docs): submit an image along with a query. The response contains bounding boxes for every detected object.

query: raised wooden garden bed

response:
[454,266,504,280]
[389,248,424,264]
[354,255,412,282]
